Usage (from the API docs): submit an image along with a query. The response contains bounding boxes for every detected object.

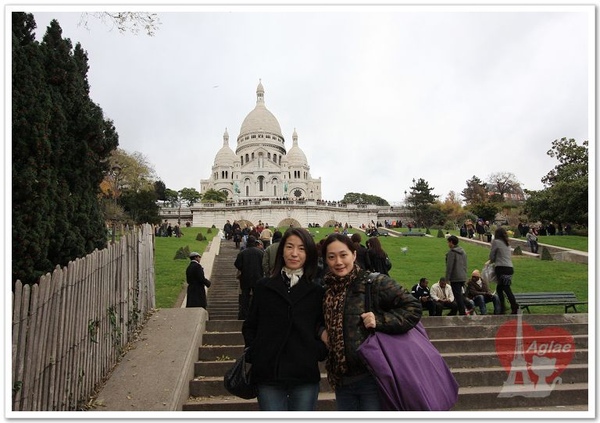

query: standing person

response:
[259,224,273,248]
[232,227,243,249]
[242,228,327,411]
[366,236,392,275]
[234,236,264,320]
[320,233,421,411]
[262,230,283,277]
[351,233,371,271]
[445,235,468,315]
[186,252,211,309]
[489,227,519,314]
[475,220,486,241]
[224,220,233,240]
[526,228,539,254]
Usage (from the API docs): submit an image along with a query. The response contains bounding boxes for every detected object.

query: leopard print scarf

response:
[323,265,359,389]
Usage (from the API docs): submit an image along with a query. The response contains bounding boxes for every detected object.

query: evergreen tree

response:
[12,12,55,284]
[12,14,118,285]
[406,178,439,228]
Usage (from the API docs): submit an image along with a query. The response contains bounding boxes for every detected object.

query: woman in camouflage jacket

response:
[319,233,422,411]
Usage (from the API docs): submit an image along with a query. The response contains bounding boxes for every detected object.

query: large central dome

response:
[238,80,283,140]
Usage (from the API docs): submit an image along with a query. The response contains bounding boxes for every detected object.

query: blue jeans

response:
[335,374,382,411]
[257,382,320,411]
[473,294,502,314]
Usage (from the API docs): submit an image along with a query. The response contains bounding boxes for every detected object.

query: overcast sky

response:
[21,4,593,203]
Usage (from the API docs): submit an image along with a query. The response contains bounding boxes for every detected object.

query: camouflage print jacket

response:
[340,270,422,379]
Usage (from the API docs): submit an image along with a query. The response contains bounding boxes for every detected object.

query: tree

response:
[179,188,203,207]
[79,12,161,36]
[154,180,167,201]
[405,178,439,228]
[341,192,389,206]
[487,172,523,202]
[120,190,160,225]
[201,188,226,203]
[440,191,465,226]
[164,188,180,207]
[108,148,156,193]
[468,202,500,223]
[524,138,588,225]
[461,176,488,205]
[12,15,119,285]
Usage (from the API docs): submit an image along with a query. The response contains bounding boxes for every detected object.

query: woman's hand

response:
[360,312,376,329]
[320,329,329,348]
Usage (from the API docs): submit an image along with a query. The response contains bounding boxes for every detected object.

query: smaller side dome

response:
[214,128,237,166]
[286,128,308,167]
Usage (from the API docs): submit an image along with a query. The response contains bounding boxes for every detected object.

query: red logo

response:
[495,320,575,386]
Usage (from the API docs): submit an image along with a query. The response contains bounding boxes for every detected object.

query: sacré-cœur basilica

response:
[160,80,403,229]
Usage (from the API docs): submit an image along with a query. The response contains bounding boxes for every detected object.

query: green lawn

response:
[153,226,589,314]
[153,227,216,308]
[308,227,589,314]
[532,235,589,252]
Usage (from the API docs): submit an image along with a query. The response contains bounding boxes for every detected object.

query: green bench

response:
[514,291,587,313]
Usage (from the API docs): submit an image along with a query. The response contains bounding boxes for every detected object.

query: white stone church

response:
[200,80,322,201]
[159,81,405,228]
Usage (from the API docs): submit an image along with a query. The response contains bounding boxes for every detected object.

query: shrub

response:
[196,233,206,241]
[207,228,212,233]
[174,245,191,260]
[513,246,523,255]
[437,229,445,238]
[541,246,553,261]
[426,228,431,235]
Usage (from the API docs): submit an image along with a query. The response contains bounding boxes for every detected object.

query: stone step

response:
[194,349,590,377]
[454,382,588,410]
[189,363,588,398]
[197,334,589,359]
[183,382,589,412]
[200,323,588,345]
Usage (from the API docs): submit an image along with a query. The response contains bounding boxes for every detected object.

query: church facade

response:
[200,80,322,201]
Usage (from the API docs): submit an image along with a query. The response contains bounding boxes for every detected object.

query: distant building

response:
[200,80,322,201]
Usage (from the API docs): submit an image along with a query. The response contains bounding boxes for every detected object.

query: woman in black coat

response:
[242,227,327,411]
[366,237,392,275]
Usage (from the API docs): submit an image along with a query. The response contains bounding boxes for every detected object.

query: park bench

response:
[514,291,587,313]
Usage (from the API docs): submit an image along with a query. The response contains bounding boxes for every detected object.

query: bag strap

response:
[364,272,380,313]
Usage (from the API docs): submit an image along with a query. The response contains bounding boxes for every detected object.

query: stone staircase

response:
[183,241,589,411]
[204,240,240,320]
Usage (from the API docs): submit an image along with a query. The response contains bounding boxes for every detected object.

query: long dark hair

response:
[366,236,386,257]
[272,228,318,280]
[494,227,510,246]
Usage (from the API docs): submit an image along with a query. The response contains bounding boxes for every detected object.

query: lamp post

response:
[111,164,122,244]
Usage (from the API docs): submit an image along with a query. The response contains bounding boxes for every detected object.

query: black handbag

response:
[223,348,258,399]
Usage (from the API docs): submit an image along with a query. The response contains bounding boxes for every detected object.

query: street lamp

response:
[111,164,122,243]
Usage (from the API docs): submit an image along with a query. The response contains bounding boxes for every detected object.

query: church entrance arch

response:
[323,220,339,228]
[236,219,254,230]
[277,218,302,229]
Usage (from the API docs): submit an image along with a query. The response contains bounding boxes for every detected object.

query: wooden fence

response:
[11,223,156,411]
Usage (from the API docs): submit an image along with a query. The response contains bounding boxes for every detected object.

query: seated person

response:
[430,277,458,316]
[462,283,476,315]
[411,277,436,316]
[466,269,501,315]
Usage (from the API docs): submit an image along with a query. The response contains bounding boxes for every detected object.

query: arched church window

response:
[245,154,249,162]
[258,176,264,191]
[241,156,244,165]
